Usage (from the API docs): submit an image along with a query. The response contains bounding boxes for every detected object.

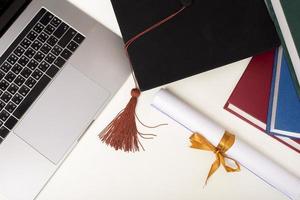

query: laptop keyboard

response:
[0,8,85,144]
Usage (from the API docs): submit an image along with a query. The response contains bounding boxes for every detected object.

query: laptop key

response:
[5,116,18,130]
[53,22,69,38]
[12,93,23,105]
[28,59,39,70]
[14,76,25,87]
[58,28,76,48]
[18,56,30,66]
[5,72,16,82]
[11,64,23,74]
[47,36,58,46]
[34,52,45,62]
[0,80,9,90]
[0,126,9,138]
[24,48,36,58]
[40,12,54,26]
[19,85,30,96]
[14,46,25,56]
[54,57,66,68]
[5,102,17,113]
[45,53,56,64]
[0,110,9,121]
[25,77,37,88]
[13,75,51,119]
[33,23,44,33]
[27,31,38,41]
[46,65,59,78]
[38,61,50,72]
[73,33,85,44]
[7,83,19,95]
[38,32,49,43]
[51,45,63,56]
[20,67,32,78]
[32,69,43,80]
[31,40,43,51]
[45,24,55,35]
[1,92,12,103]
[0,62,12,72]
[61,49,72,60]
[67,41,79,52]
[50,17,61,27]
[20,38,31,49]
[7,54,18,65]
[40,43,52,54]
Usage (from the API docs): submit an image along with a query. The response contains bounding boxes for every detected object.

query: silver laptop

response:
[0,0,130,199]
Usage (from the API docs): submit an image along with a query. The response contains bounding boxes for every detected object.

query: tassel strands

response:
[99,88,143,152]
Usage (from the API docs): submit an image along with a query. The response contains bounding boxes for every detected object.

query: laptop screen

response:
[0,0,32,37]
[0,0,13,15]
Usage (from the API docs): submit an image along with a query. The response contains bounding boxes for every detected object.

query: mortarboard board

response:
[110,0,280,91]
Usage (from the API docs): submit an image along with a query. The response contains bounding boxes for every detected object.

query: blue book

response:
[267,47,300,139]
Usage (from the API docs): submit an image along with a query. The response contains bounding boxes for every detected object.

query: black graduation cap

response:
[111,0,280,91]
[99,0,280,152]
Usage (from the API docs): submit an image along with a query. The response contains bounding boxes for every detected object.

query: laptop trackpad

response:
[14,64,109,164]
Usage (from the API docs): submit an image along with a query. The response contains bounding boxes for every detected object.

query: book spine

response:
[266,47,278,134]
[224,104,300,153]
[264,0,300,98]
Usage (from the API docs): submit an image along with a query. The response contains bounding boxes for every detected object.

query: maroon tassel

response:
[99,88,144,152]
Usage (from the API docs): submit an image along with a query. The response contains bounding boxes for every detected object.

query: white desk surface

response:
[13,1,300,200]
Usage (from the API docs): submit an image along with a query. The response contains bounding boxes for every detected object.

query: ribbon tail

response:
[205,156,221,185]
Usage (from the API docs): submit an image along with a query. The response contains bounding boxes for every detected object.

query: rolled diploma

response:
[152,89,300,200]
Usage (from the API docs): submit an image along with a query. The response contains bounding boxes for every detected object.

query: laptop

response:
[0,0,130,199]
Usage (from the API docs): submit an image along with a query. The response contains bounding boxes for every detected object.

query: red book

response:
[224,49,300,153]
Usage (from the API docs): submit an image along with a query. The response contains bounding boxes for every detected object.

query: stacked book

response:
[224,0,300,153]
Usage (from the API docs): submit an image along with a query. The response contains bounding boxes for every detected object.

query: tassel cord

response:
[124,6,187,88]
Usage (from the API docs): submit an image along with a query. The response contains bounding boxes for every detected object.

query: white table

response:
[30,0,300,199]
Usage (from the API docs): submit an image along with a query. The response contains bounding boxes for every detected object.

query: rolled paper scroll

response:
[152,89,300,200]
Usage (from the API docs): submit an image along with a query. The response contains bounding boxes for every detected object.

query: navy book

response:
[267,47,300,139]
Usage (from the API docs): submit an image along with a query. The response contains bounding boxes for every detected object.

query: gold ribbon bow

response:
[190,131,241,185]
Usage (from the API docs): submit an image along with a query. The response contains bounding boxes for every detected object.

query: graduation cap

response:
[99,0,279,152]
